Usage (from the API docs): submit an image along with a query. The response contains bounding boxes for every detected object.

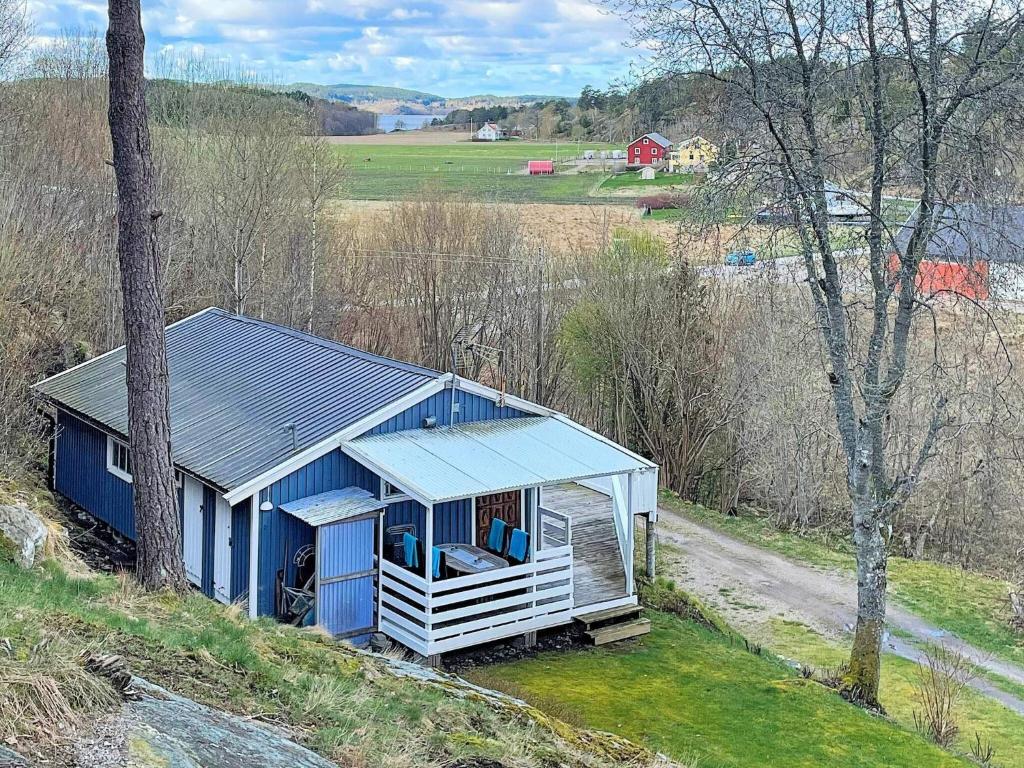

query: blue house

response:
[34,309,659,657]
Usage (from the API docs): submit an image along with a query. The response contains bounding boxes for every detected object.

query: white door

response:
[213,495,232,604]
[182,476,204,587]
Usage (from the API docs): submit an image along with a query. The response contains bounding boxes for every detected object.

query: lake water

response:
[376,113,446,132]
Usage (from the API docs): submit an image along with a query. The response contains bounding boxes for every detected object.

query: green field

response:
[331,140,618,203]
[469,612,967,768]
[597,171,696,192]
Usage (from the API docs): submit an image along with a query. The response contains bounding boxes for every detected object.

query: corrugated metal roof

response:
[633,132,673,148]
[279,487,384,526]
[896,204,1024,264]
[34,308,442,491]
[343,416,651,504]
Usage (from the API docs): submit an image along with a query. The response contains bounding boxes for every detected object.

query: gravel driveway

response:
[656,506,1024,715]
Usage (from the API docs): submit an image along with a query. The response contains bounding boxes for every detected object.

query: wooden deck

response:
[541,483,628,608]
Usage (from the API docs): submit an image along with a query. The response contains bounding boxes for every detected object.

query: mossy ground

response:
[468,612,968,768]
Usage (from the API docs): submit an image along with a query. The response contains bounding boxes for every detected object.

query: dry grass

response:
[0,636,119,746]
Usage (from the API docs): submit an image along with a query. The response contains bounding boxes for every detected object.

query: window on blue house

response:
[381,479,410,503]
[106,436,132,483]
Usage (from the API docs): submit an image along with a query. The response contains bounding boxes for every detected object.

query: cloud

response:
[30,0,637,95]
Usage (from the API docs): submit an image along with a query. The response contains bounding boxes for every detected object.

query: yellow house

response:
[669,136,719,172]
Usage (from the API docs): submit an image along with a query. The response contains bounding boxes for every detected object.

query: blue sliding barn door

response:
[317,515,379,639]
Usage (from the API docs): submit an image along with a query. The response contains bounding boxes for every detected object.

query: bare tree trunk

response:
[106,0,185,591]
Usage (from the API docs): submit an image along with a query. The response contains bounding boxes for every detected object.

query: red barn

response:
[626,132,673,167]
[527,160,554,175]
[892,204,1024,302]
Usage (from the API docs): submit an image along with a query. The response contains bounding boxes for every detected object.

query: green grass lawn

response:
[660,492,1024,670]
[597,171,696,193]
[331,141,618,203]
[468,612,967,768]
[769,620,1024,767]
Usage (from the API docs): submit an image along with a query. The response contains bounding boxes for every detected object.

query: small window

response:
[643,138,649,144]
[107,436,132,483]
[381,479,410,503]
[652,147,658,155]
[689,153,694,160]
[634,147,640,154]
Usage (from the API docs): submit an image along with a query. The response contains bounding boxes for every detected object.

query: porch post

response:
[625,471,635,595]
[645,513,657,579]
[424,503,434,587]
[530,486,539,562]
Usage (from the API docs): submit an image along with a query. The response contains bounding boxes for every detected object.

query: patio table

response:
[436,544,508,575]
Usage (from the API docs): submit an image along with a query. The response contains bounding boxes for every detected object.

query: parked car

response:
[725,248,757,266]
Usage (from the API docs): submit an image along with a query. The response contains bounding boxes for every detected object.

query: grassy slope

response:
[469,612,966,768]
[0,550,649,768]
[769,620,1024,766]
[331,141,616,203]
[659,492,1024,671]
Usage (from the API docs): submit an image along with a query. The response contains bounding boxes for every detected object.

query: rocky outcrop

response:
[74,679,338,768]
[0,504,48,568]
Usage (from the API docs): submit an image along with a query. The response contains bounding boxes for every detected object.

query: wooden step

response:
[574,604,642,631]
[586,618,651,646]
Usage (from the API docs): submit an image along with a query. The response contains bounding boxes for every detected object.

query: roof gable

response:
[35,309,443,491]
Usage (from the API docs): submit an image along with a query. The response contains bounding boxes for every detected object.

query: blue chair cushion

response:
[508,528,529,563]
[487,518,508,554]
[403,532,419,569]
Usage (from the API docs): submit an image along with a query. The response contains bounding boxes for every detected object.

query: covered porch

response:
[342,416,656,658]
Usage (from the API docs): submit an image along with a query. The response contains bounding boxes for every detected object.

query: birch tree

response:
[107,0,185,590]
[612,0,1024,706]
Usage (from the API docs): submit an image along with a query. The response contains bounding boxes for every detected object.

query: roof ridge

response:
[203,309,442,379]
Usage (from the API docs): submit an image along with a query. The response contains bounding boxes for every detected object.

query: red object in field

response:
[627,132,673,166]
[528,160,553,175]
[888,253,990,300]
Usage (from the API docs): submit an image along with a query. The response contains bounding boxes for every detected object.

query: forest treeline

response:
[1,34,1022,585]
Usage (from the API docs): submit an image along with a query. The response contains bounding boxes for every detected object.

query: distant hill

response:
[282,82,569,115]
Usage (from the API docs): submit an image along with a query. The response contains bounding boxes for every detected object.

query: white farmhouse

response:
[475,122,505,141]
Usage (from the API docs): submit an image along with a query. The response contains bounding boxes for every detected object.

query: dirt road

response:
[656,506,1024,715]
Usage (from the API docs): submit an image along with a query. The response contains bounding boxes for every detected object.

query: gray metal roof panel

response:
[896,204,1024,264]
[35,308,443,490]
[279,487,384,526]
[344,416,649,503]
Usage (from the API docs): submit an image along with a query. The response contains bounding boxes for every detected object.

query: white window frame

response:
[634,147,640,154]
[652,147,658,155]
[381,478,410,503]
[643,137,649,144]
[106,436,133,483]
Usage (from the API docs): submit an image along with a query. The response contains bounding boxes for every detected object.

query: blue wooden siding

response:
[202,485,216,599]
[230,499,251,602]
[318,517,377,636]
[382,498,471,546]
[54,411,135,539]
[256,448,379,617]
[365,389,526,436]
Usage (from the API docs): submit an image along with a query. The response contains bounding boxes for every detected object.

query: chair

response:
[507,528,530,565]
[486,518,509,556]
[403,532,420,570]
[387,524,416,563]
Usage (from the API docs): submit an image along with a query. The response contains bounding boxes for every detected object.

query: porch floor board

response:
[542,483,628,608]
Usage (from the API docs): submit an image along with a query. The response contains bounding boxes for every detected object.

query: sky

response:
[28,0,640,97]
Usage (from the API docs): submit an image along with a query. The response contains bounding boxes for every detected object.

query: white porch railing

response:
[379,546,574,657]
[539,506,571,549]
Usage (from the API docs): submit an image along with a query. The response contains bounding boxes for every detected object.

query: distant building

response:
[640,167,656,180]
[626,133,673,167]
[669,136,719,172]
[893,204,1024,302]
[475,122,505,141]
[824,182,867,220]
[527,160,554,175]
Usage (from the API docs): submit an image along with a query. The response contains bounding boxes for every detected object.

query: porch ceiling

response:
[342,416,651,504]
